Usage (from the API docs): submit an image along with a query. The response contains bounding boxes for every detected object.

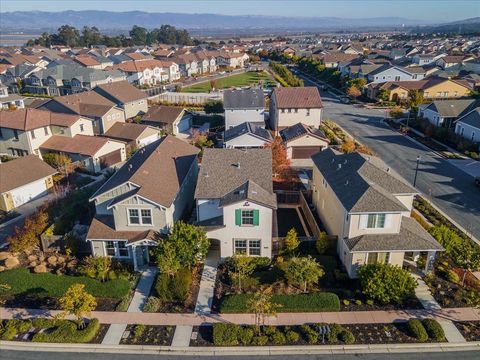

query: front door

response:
[135,246,149,267]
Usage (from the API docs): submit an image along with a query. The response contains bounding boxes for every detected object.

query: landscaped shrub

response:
[0,268,130,299]
[326,323,343,343]
[366,299,374,306]
[300,324,319,344]
[285,330,300,343]
[0,325,17,340]
[143,296,161,312]
[238,327,254,345]
[171,268,192,302]
[0,319,32,340]
[133,324,145,340]
[446,269,460,284]
[263,325,276,336]
[32,319,100,343]
[406,319,428,342]
[270,330,286,345]
[422,319,445,341]
[212,323,241,346]
[251,335,268,346]
[220,293,340,313]
[339,330,355,344]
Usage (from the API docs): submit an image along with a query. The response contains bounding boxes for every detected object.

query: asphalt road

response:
[3,350,480,360]
[300,74,480,242]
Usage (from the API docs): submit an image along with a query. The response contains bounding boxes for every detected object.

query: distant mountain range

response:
[0,10,440,33]
[411,17,480,34]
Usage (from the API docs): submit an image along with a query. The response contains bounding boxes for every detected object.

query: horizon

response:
[0,0,478,22]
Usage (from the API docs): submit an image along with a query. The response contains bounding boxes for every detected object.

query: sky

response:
[0,0,478,21]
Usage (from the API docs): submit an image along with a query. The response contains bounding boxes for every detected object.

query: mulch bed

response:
[90,324,110,344]
[120,325,175,346]
[426,275,477,308]
[454,321,480,342]
[1,295,121,312]
[190,323,434,346]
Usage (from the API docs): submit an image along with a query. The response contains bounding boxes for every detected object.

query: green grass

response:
[183,71,275,93]
[0,268,130,299]
[220,292,340,313]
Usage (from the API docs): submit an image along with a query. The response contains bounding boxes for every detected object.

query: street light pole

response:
[413,155,421,187]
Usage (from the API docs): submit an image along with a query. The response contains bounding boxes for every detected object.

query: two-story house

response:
[112,60,180,85]
[93,81,149,119]
[223,88,265,129]
[268,87,323,133]
[420,99,479,128]
[86,136,200,269]
[195,148,277,259]
[366,64,426,84]
[0,108,94,157]
[0,84,24,110]
[311,148,443,278]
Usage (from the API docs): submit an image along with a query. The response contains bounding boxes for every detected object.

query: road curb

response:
[1,340,479,355]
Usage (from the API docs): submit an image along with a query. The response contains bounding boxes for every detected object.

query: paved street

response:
[300,74,480,242]
[3,350,480,360]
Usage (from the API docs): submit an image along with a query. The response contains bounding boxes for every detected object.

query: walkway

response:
[101,267,157,345]
[171,250,220,347]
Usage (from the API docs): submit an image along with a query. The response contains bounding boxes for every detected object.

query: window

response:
[306,109,310,116]
[44,127,49,136]
[288,108,292,113]
[80,124,84,132]
[472,132,476,141]
[248,240,261,256]
[0,128,3,138]
[141,209,152,225]
[30,130,36,139]
[13,129,19,140]
[234,239,247,254]
[128,209,140,224]
[241,210,254,225]
[367,252,390,265]
[118,242,128,257]
[106,241,116,256]
[366,214,386,229]
[294,108,298,113]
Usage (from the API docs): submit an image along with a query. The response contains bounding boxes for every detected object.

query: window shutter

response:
[235,209,241,226]
[253,210,260,226]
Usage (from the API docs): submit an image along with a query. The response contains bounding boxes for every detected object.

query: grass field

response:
[183,71,276,93]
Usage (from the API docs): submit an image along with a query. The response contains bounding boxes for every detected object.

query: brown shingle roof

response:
[40,134,119,157]
[94,80,147,103]
[103,122,157,142]
[74,55,101,67]
[141,105,184,125]
[0,108,84,131]
[86,215,158,243]
[0,155,56,193]
[112,59,169,73]
[45,91,117,118]
[273,87,323,109]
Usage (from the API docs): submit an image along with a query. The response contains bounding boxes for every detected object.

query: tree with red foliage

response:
[264,136,291,179]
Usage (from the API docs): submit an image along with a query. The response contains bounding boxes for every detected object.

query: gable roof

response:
[311,148,416,213]
[0,108,85,131]
[91,135,199,208]
[103,122,158,142]
[224,122,273,143]
[0,155,56,193]
[94,80,148,103]
[195,148,276,208]
[223,88,265,110]
[42,91,118,118]
[425,99,479,118]
[456,108,480,129]
[40,134,120,157]
[272,87,323,109]
[141,105,184,125]
[280,122,329,143]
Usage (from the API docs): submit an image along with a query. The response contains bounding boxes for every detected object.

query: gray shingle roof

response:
[345,216,443,252]
[223,88,265,110]
[32,64,124,84]
[456,108,480,129]
[426,99,479,118]
[311,148,416,213]
[223,122,272,143]
[280,122,329,143]
[195,148,276,209]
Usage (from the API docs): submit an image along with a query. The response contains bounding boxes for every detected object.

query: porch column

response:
[412,251,420,262]
[132,245,138,271]
[424,251,436,273]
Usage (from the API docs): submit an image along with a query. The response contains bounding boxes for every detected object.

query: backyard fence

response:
[149,91,223,104]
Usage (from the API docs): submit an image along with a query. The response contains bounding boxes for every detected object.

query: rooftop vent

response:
[337,163,342,170]
[204,171,209,178]
[345,180,349,186]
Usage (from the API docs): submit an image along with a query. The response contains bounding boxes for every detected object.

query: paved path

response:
[101,267,157,344]
[171,325,193,347]
[2,307,479,326]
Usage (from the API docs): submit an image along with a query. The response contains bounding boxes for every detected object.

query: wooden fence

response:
[149,91,223,104]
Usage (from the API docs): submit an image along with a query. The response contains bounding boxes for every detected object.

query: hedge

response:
[407,319,428,342]
[32,319,100,343]
[422,319,446,341]
[219,292,340,313]
[0,268,130,299]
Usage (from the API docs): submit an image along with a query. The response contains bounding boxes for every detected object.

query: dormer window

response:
[366,213,386,229]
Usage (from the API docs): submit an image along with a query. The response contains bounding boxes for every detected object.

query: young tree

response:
[451,242,480,286]
[263,136,291,179]
[59,284,97,329]
[347,86,362,99]
[42,152,74,179]
[340,139,356,154]
[357,263,417,305]
[8,206,49,252]
[189,129,213,150]
[315,231,329,254]
[247,290,282,331]
[156,241,181,277]
[80,256,112,282]
[228,254,257,293]
[408,90,424,111]
[389,106,404,119]
[284,256,324,293]
[377,89,391,102]
[348,77,367,90]
[284,228,300,255]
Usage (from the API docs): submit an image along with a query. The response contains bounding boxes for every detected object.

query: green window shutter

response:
[235,209,242,226]
[253,209,260,226]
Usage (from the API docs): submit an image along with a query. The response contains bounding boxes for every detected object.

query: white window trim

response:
[127,207,153,226]
[103,240,130,258]
[233,238,262,257]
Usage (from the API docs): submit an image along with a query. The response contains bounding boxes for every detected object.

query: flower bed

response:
[120,325,175,345]
[454,321,480,341]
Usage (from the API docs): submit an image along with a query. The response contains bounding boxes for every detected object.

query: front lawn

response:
[219,292,340,313]
[183,71,274,93]
[0,268,131,308]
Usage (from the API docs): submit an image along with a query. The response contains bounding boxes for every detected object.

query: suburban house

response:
[318,53,360,68]
[366,64,426,84]
[169,54,199,77]
[93,81,149,119]
[215,52,249,69]
[280,122,329,167]
[39,91,126,134]
[311,148,443,278]
[140,105,191,135]
[86,136,200,269]
[39,134,126,173]
[103,122,160,152]
[419,99,479,128]
[223,122,273,149]
[436,55,475,69]
[269,87,323,132]
[0,84,24,110]
[455,107,480,145]
[223,88,265,129]
[195,148,277,259]
[0,108,94,157]
[0,155,56,212]
[74,55,103,69]
[367,77,472,101]
[112,60,180,85]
